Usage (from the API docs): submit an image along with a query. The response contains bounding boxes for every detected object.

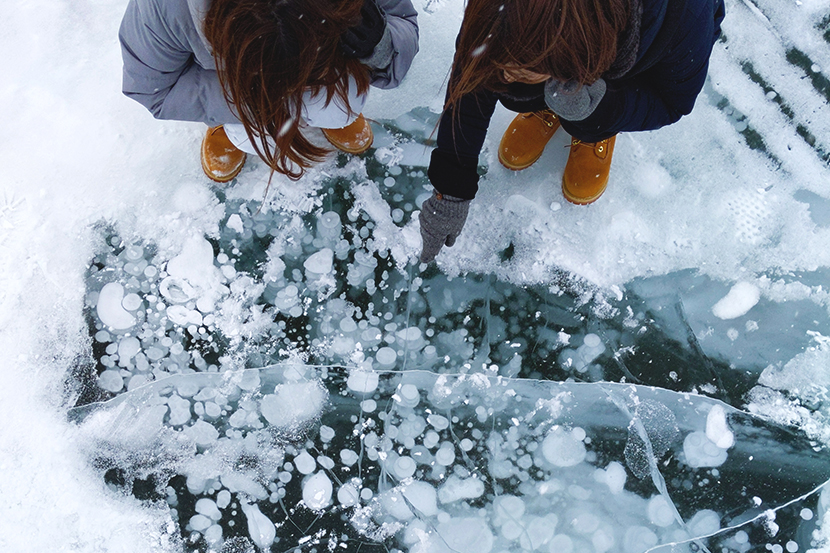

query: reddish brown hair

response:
[447,0,630,108]
[204,0,371,179]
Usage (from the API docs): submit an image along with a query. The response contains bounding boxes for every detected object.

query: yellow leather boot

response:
[322,114,374,154]
[201,125,247,183]
[562,135,616,205]
[498,110,561,170]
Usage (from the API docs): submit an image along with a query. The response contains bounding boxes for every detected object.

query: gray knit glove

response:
[418,192,471,263]
[544,79,607,121]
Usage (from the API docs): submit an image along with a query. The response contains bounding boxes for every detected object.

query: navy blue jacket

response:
[429,0,726,200]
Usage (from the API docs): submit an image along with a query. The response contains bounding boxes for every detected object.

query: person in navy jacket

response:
[419,0,725,263]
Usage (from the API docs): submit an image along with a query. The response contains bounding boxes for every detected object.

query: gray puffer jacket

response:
[119,0,418,126]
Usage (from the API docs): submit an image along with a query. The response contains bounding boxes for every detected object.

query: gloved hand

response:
[340,0,387,60]
[544,78,607,121]
[418,192,471,264]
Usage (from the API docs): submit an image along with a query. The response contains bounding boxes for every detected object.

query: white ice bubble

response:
[96,283,137,330]
[438,475,485,504]
[427,414,449,430]
[319,425,335,442]
[117,336,141,362]
[240,501,276,549]
[189,514,211,532]
[402,481,438,517]
[520,515,558,550]
[97,369,123,392]
[712,282,761,320]
[683,431,728,468]
[542,426,587,467]
[294,450,316,475]
[216,490,231,509]
[375,347,398,368]
[594,461,627,494]
[167,395,192,426]
[592,526,615,553]
[548,534,574,553]
[361,399,377,412]
[195,498,221,521]
[623,526,658,553]
[397,383,420,407]
[646,495,676,527]
[121,293,142,311]
[226,214,244,234]
[583,333,601,348]
[303,248,334,277]
[337,481,360,507]
[340,449,359,466]
[166,305,203,327]
[570,511,600,534]
[302,471,333,510]
[435,444,455,466]
[688,509,721,536]
[493,495,525,525]
[347,370,379,394]
[393,456,417,479]
[260,380,327,429]
[705,404,735,449]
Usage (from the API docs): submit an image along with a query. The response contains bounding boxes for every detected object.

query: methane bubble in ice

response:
[337,481,360,506]
[646,495,676,527]
[117,337,141,362]
[347,370,379,393]
[705,404,735,449]
[594,461,627,494]
[260,381,327,429]
[240,502,276,549]
[96,283,136,329]
[303,471,333,510]
[304,248,334,278]
[683,431,728,468]
[542,426,587,467]
[97,369,124,392]
[295,450,316,474]
[623,526,659,553]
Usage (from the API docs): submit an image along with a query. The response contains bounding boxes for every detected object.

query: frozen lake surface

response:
[2,0,830,551]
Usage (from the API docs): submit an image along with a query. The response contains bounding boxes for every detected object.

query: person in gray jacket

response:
[120,0,418,182]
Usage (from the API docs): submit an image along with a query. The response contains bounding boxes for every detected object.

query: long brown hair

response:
[204,0,371,179]
[447,0,630,108]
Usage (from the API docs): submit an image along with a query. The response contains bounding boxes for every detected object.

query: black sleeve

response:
[428,88,499,200]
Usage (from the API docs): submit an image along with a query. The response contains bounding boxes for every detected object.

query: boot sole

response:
[498,148,545,171]
[201,154,246,183]
[561,180,608,205]
[323,133,374,155]
[201,131,246,183]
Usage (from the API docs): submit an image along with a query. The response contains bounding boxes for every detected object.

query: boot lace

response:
[567,138,609,152]
[531,110,558,128]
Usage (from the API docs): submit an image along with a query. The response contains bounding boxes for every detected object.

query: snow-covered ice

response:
[4,0,830,551]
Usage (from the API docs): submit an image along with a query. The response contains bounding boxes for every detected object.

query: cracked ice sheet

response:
[72,366,830,553]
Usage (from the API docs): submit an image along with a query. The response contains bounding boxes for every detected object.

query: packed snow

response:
[3,0,830,551]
